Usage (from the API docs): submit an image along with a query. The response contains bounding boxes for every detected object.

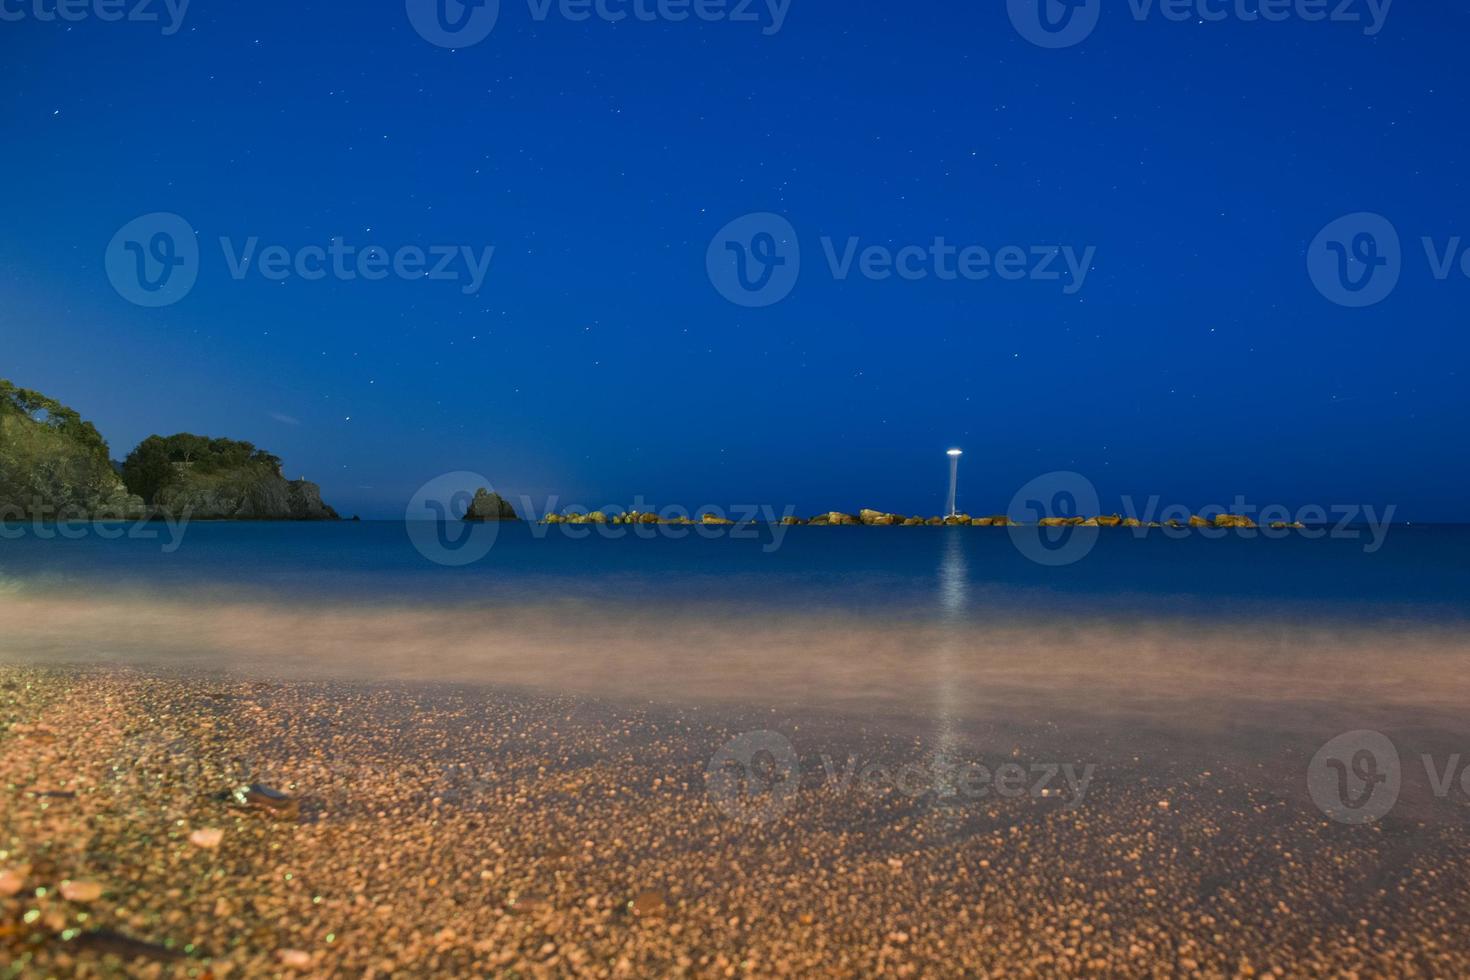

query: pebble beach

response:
[5,664,1470,978]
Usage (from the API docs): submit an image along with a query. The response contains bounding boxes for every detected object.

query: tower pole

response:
[946,449,963,518]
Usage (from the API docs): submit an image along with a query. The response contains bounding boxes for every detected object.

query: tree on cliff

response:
[121,434,284,504]
[0,378,144,518]
[0,379,110,464]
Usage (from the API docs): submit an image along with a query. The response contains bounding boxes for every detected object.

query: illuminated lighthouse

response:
[945,448,963,518]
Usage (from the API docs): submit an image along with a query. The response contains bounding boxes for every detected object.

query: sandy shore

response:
[4,664,1470,977]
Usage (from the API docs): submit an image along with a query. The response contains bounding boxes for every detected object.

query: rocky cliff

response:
[150,462,340,521]
[123,433,339,521]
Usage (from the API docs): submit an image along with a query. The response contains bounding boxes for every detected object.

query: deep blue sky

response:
[3,1,1467,519]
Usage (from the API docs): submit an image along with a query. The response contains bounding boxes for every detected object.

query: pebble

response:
[6,665,1470,977]
[237,783,301,820]
[278,949,313,968]
[630,889,667,918]
[60,880,104,902]
[189,827,225,849]
[75,929,186,962]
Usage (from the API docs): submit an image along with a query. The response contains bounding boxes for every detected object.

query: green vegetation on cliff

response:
[1,378,338,521]
[119,433,337,520]
[122,434,284,505]
[0,380,143,518]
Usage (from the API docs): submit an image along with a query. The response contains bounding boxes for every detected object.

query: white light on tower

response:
[946,449,963,518]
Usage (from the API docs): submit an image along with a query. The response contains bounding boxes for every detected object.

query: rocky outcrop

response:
[526,502,1306,533]
[810,512,861,526]
[0,380,145,520]
[152,464,338,520]
[464,489,519,522]
[524,505,1316,533]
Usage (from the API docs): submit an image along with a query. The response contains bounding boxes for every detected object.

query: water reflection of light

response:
[938,530,968,618]
[933,531,968,802]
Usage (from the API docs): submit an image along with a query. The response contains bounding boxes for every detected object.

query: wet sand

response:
[4,664,1470,977]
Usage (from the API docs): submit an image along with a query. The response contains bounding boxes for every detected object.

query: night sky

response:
[3,1,1467,520]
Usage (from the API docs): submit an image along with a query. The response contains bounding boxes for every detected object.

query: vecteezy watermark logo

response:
[112,729,221,807]
[705,732,1098,824]
[1308,212,1401,308]
[1006,471,1101,567]
[1309,213,1470,307]
[106,213,496,307]
[707,212,1095,308]
[0,0,191,34]
[0,501,191,552]
[705,730,801,825]
[405,471,499,566]
[706,212,801,308]
[406,0,501,48]
[1009,0,1391,48]
[105,212,200,308]
[524,497,797,552]
[1007,0,1100,49]
[407,0,788,46]
[1308,730,1401,825]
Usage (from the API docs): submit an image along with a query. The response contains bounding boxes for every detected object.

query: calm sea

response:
[1,521,1466,625]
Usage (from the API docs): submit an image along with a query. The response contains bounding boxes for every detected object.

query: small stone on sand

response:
[190,827,225,849]
[61,880,104,902]
[630,889,667,918]
[278,949,312,968]
[0,868,25,897]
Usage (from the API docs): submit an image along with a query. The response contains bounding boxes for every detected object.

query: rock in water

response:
[464,488,519,522]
